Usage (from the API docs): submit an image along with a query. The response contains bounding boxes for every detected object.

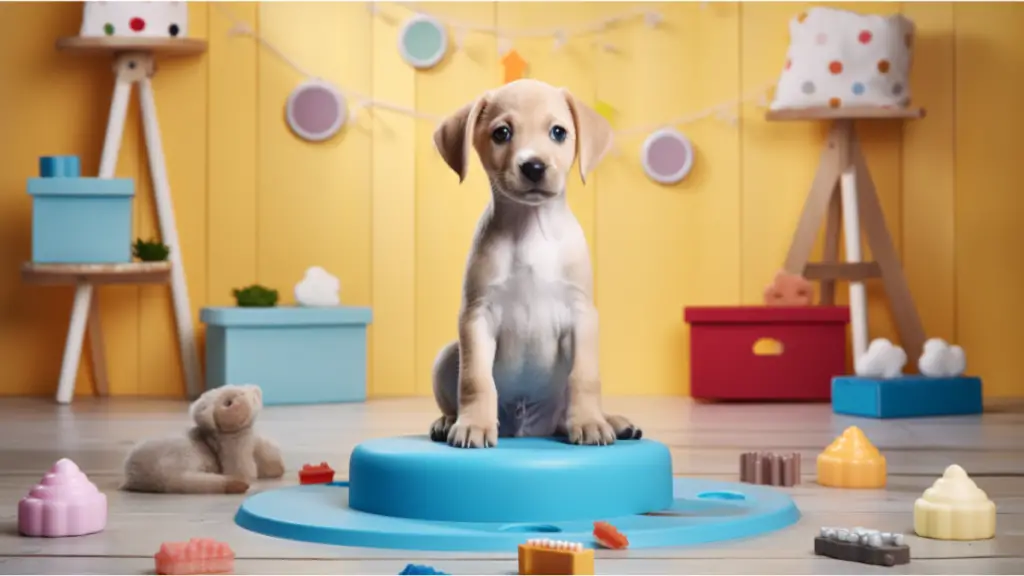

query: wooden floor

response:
[1,396,1023,574]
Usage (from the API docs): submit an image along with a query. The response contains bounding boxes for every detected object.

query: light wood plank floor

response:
[1,396,1022,574]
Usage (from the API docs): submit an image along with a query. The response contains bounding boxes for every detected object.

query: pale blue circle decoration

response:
[398,14,447,70]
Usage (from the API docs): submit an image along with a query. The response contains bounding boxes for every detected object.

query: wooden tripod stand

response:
[767,107,928,365]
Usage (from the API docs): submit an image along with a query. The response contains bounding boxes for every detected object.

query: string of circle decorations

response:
[218,3,774,186]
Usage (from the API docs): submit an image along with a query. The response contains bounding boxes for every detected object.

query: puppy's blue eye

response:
[491,126,512,144]
[550,125,568,143]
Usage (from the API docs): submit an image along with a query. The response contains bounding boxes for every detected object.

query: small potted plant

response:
[232,284,278,307]
[132,238,170,262]
[200,268,372,406]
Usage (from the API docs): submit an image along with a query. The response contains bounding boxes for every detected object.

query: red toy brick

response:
[299,462,335,485]
[684,306,849,400]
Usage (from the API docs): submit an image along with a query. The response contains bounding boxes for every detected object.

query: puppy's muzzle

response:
[519,158,547,183]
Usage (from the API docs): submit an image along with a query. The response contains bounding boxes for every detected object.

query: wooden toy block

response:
[154,537,234,574]
[518,538,594,575]
[39,156,81,178]
[593,521,629,549]
[299,462,335,485]
[815,527,909,567]
[817,426,886,488]
[915,465,996,540]
[832,375,983,419]
[740,452,801,486]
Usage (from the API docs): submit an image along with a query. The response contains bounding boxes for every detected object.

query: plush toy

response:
[763,271,814,306]
[121,384,284,494]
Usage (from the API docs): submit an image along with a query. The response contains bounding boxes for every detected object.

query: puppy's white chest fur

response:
[486,222,574,402]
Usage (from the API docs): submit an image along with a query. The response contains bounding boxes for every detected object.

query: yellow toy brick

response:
[915,464,996,540]
[817,426,886,488]
[518,538,594,575]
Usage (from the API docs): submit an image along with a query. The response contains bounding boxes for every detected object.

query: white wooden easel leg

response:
[56,283,94,405]
[99,59,135,178]
[840,166,869,365]
[138,72,203,399]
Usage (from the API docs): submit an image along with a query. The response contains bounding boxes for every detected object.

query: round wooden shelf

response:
[56,36,208,57]
[22,261,172,286]
[766,107,925,122]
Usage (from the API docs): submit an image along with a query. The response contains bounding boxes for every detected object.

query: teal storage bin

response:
[201,306,373,405]
[27,155,134,264]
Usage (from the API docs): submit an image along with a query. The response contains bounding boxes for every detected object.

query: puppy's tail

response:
[124,472,249,495]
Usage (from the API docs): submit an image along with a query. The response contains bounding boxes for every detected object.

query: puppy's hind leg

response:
[429,341,459,442]
[606,414,643,440]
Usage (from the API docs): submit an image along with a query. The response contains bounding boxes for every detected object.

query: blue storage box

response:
[27,155,134,263]
[201,306,373,405]
[831,375,983,419]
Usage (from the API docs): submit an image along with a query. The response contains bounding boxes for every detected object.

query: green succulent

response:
[233,284,279,307]
[132,238,171,262]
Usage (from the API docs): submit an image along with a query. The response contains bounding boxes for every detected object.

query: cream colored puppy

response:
[430,79,641,448]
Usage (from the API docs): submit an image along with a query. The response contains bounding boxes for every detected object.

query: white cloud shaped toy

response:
[855,338,907,379]
[918,338,967,378]
[294,266,341,307]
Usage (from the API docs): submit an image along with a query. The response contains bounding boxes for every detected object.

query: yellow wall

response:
[1,2,1022,399]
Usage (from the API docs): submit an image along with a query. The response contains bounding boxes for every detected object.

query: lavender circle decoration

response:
[286,79,347,142]
[641,128,695,185]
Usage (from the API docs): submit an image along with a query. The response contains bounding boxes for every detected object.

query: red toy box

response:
[684,306,850,401]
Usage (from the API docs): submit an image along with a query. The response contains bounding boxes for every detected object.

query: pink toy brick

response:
[154,537,235,575]
[18,458,107,537]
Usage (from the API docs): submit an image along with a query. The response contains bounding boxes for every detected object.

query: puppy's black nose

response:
[519,159,547,183]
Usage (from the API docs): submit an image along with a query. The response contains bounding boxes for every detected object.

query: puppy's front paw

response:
[447,418,498,448]
[430,415,455,442]
[566,416,616,446]
[607,414,643,440]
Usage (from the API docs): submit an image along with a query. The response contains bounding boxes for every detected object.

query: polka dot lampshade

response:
[770,7,914,111]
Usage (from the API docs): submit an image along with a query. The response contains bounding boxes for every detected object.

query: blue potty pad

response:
[236,436,800,551]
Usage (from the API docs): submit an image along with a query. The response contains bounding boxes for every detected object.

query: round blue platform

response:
[349,436,673,522]
[236,436,800,551]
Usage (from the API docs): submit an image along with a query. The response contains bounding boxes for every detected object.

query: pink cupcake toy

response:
[18,458,107,537]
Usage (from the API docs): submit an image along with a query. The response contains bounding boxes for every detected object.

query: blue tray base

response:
[235,478,800,552]
[832,375,983,419]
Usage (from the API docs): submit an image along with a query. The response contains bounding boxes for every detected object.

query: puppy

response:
[429,79,642,448]
[121,384,285,494]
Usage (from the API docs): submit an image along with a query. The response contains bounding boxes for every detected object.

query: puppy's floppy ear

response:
[433,96,488,183]
[561,89,614,184]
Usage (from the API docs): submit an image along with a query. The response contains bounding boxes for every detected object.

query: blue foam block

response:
[235,436,801,551]
[201,306,372,406]
[832,375,983,419]
[348,437,673,523]
[39,155,81,178]
[27,176,135,264]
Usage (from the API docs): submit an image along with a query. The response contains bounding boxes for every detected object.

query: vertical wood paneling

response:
[902,3,956,345]
[208,3,259,308]
[740,2,824,308]
[955,3,1024,397]
[597,2,741,396]
[414,3,498,396]
[371,5,417,396]
[137,3,210,397]
[3,2,1024,400]
[256,3,372,310]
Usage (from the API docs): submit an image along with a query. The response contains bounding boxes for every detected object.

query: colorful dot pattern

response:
[83,2,188,39]
[770,7,914,111]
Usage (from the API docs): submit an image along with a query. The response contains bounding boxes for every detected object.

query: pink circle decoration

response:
[286,79,347,142]
[641,129,694,185]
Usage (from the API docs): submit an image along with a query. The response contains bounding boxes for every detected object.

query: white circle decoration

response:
[398,14,448,70]
[286,79,347,142]
[641,128,695,185]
